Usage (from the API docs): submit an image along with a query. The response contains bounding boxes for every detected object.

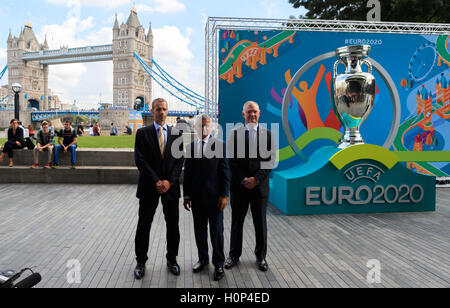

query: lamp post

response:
[12,83,21,121]
[135,98,142,111]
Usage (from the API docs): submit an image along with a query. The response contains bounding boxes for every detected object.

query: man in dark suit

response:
[183,115,231,281]
[225,101,276,272]
[134,98,184,279]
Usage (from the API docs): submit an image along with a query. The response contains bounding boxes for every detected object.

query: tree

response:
[288,0,450,23]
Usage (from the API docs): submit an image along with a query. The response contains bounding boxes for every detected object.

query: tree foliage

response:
[288,0,450,23]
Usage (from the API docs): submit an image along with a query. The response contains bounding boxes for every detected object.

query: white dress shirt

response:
[196,134,211,157]
[246,123,258,146]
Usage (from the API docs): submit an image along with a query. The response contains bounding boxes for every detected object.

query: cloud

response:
[34,14,113,108]
[39,17,96,49]
[45,0,130,9]
[106,13,125,25]
[152,25,204,110]
[261,0,280,18]
[46,0,186,13]
[136,0,185,14]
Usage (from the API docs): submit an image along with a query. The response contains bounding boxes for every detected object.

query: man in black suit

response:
[183,115,231,281]
[225,101,276,272]
[134,98,184,279]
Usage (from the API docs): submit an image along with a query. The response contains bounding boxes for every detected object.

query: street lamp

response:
[135,98,142,111]
[12,83,21,120]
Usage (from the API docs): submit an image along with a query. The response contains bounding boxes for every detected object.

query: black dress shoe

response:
[167,259,181,276]
[214,267,225,281]
[256,259,269,272]
[224,257,240,270]
[134,264,146,280]
[193,260,209,273]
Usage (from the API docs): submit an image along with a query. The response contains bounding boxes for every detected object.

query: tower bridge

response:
[22,44,113,65]
[30,110,194,122]
[6,6,154,112]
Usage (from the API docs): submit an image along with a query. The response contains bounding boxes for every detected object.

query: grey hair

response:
[242,101,260,112]
[195,114,211,127]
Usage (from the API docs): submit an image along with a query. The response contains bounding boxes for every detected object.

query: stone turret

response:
[112,7,153,109]
[7,22,47,111]
[43,35,49,50]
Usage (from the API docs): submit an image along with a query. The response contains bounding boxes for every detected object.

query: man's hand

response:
[38,146,43,152]
[161,180,172,194]
[156,180,171,194]
[184,198,191,212]
[16,141,21,147]
[156,181,164,194]
[218,197,228,212]
[63,146,68,152]
[243,177,259,190]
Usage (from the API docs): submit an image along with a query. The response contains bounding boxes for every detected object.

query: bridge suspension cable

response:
[0,65,6,81]
[0,96,8,103]
[152,59,205,101]
[134,52,204,111]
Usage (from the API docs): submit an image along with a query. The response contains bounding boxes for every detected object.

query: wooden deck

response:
[0,184,448,288]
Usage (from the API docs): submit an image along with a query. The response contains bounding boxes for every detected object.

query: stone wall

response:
[99,109,130,134]
[0,110,14,128]
[0,110,32,128]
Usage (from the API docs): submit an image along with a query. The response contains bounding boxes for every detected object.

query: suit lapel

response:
[164,126,173,160]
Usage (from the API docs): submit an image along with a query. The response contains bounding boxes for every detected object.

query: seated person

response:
[77,123,84,137]
[54,120,78,169]
[32,121,54,169]
[0,119,25,167]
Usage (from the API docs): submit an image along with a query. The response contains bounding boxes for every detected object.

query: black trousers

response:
[2,141,22,158]
[191,198,225,268]
[229,189,268,261]
[135,196,180,265]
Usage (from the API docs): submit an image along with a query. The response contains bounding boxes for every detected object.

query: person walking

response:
[110,123,119,136]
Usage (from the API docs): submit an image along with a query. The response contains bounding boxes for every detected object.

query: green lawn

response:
[76,135,135,148]
[1,135,136,149]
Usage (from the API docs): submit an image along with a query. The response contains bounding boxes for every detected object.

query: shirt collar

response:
[154,122,168,131]
[197,134,211,144]
[245,123,258,131]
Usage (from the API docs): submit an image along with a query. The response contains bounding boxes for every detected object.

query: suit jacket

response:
[135,124,184,201]
[227,125,275,198]
[183,137,231,204]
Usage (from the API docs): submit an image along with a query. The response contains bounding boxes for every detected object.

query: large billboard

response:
[218,29,450,177]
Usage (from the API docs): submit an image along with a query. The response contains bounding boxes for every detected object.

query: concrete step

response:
[0,166,138,184]
[0,148,135,167]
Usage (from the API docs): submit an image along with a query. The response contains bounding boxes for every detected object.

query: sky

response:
[0,0,307,110]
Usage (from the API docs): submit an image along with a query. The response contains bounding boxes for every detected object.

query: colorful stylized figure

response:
[219,31,296,84]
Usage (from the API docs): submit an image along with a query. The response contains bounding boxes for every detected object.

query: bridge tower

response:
[113,6,153,109]
[7,22,49,111]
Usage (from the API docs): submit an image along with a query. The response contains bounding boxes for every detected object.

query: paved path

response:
[0,184,448,288]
